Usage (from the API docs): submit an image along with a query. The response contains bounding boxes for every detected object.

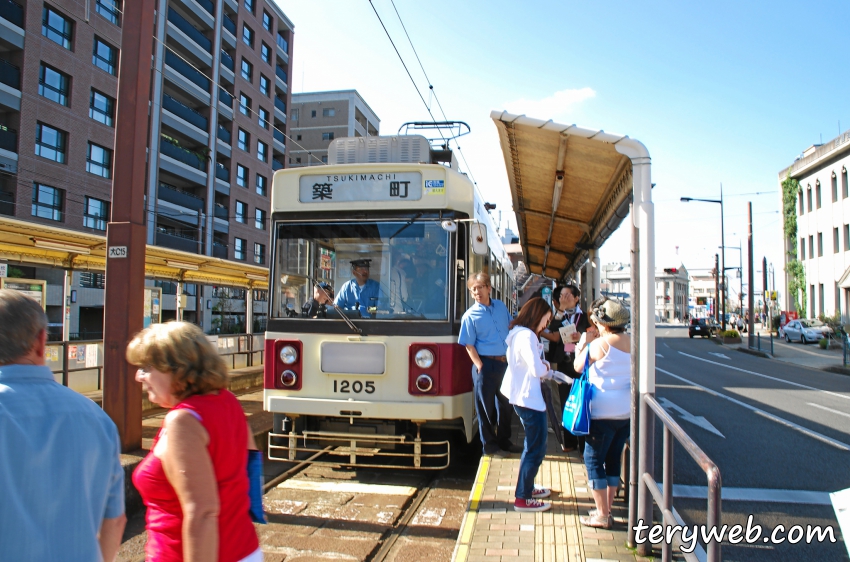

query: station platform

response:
[452,427,655,562]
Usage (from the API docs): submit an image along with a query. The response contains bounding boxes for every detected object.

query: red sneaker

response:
[514,498,551,512]
[531,487,551,499]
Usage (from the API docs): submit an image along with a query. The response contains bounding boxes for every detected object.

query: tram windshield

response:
[272,220,451,321]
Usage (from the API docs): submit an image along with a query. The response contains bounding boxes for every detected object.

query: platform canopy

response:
[490,111,636,281]
[0,217,268,288]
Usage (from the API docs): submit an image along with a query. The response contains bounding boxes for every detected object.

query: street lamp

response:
[681,184,727,330]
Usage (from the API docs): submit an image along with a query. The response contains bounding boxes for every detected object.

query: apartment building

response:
[604,263,690,322]
[781,129,850,319]
[288,90,379,167]
[0,0,293,334]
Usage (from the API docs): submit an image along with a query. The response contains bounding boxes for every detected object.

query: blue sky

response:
[276,0,850,301]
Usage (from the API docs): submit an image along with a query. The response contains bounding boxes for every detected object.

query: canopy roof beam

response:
[542,135,568,273]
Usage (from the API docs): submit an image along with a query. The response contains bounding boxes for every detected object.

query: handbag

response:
[561,354,592,436]
[247,450,267,524]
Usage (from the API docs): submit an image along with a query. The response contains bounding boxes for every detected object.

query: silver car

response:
[782,319,832,344]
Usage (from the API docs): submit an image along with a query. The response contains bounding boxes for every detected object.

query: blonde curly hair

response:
[126,322,228,400]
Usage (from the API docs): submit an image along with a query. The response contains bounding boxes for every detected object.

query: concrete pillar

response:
[246,286,254,334]
[591,249,601,302]
[62,269,72,341]
[175,280,183,321]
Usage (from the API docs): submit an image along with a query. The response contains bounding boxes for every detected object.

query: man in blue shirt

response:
[335,258,382,315]
[0,289,126,561]
[459,272,521,456]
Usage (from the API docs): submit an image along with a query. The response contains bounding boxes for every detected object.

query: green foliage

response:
[771,314,781,330]
[782,172,806,316]
[7,266,25,278]
[720,329,740,338]
[819,338,828,349]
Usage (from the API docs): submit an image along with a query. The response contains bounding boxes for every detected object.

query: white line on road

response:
[673,485,831,505]
[657,397,725,437]
[678,351,850,402]
[830,487,850,559]
[808,402,850,419]
[708,352,730,360]
[657,367,850,451]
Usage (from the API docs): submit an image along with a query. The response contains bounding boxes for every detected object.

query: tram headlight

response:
[414,349,434,369]
[415,374,433,393]
[280,370,298,387]
[279,345,298,365]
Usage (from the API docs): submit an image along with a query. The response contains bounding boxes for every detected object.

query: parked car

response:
[781,319,832,344]
[689,317,713,338]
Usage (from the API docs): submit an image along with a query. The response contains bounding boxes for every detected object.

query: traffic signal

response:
[663,268,678,274]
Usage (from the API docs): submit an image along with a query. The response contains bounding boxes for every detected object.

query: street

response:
[654,325,850,561]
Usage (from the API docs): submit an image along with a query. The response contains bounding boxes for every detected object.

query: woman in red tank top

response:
[127,322,260,562]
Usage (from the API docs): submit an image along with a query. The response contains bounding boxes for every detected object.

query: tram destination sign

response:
[299,172,423,203]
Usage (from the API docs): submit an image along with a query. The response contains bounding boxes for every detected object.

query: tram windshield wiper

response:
[313,279,362,335]
[388,212,424,240]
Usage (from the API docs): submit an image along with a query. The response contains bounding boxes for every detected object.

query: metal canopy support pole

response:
[748,203,755,346]
[102,0,156,452]
[714,254,720,322]
[591,248,601,302]
[62,269,72,341]
[615,139,654,556]
[720,184,727,331]
[627,203,640,548]
[176,280,184,321]
[246,285,254,335]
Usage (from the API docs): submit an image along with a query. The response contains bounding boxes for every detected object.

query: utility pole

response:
[748,203,755,347]
[102,0,156,452]
[714,253,719,322]
[762,257,768,325]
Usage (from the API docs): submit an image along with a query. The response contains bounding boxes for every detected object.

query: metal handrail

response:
[643,394,721,562]
[167,8,212,53]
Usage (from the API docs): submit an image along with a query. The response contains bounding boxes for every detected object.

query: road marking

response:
[657,367,850,451]
[708,352,730,360]
[678,351,850,402]
[673,485,831,505]
[657,397,724,437]
[830,487,850,559]
[276,480,417,496]
[808,402,850,419]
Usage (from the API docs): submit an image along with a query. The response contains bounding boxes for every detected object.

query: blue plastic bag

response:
[562,355,592,436]
[247,450,267,524]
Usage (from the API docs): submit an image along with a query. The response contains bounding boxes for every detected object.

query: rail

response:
[0,58,20,89]
[162,94,209,131]
[220,49,234,71]
[219,88,234,107]
[643,394,722,562]
[275,65,288,83]
[164,50,211,92]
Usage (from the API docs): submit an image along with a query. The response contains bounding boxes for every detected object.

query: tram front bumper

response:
[266,395,444,420]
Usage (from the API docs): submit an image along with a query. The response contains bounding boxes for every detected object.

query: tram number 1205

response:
[332,380,376,394]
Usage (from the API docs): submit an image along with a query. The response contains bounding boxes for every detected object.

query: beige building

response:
[288,90,379,167]
[604,263,690,322]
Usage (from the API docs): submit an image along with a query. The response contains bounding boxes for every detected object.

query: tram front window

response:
[272,221,450,320]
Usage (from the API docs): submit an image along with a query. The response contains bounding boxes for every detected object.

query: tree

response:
[782,172,806,317]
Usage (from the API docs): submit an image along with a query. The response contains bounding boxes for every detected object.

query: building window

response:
[322,132,334,141]
[80,272,105,289]
[291,109,299,121]
[256,174,266,196]
[818,232,823,257]
[254,242,265,264]
[242,25,254,48]
[296,134,301,141]
[323,108,335,117]
[93,37,118,75]
[295,157,301,163]
[261,43,270,63]
[237,129,249,151]
[95,0,120,25]
[84,196,109,230]
[255,208,265,230]
[239,93,251,116]
[321,155,328,163]
[259,75,269,96]
[32,183,64,221]
[258,107,269,129]
[798,190,803,215]
[809,235,814,258]
[807,186,812,212]
[257,140,267,162]
[86,142,112,178]
[799,238,805,258]
[240,59,252,81]
[311,110,316,118]
[843,168,849,199]
[244,0,254,13]
[816,181,821,209]
[38,64,69,106]
[90,90,115,126]
[845,225,849,252]
[35,123,66,163]
[833,173,839,202]
[835,227,840,253]
[234,238,246,260]
[810,285,815,318]
[42,7,73,50]
[819,283,824,316]
[236,164,247,187]
[262,11,272,31]
[235,201,246,223]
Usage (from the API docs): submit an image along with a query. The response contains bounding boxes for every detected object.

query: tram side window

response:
[454,223,468,320]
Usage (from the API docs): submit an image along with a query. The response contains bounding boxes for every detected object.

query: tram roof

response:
[490,111,635,281]
[0,217,268,288]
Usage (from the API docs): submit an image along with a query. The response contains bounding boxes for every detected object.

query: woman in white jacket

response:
[500,297,561,512]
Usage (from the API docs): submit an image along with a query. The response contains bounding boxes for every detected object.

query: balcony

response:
[214,203,228,220]
[159,182,205,212]
[0,190,13,216]
[219,88,233,107]
[275,65,288,84]
[223,14,236,36]
[212,242,227,259]
[195,0,214,15]
[215,163,229,182]
[156,228,200,254]
[160,138,206,171]
[165,50,211,93]
[274,95,286,115]
[0,0,23,28]
[217,125,231,144]
[272,158,284,171]
[0,126,16,152]
[0,58,19,90]
[162,94,208,131]
[273,128,285,145]
[276,34,288,54]
[220,49,234,71]
[167,9,212,53]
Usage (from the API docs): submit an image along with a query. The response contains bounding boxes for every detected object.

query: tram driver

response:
[334,258,382,315]
[302,282,333,318]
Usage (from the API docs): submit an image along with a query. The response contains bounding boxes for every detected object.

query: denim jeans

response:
[472,358,513,453]
[583,417,630,490]
[514,405,548,500]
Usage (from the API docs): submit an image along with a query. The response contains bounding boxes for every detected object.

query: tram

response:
[263,128,515,468]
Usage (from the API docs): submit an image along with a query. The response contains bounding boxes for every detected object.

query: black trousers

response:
[472,357,513,453]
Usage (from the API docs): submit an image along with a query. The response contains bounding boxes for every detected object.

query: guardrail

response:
[642,394,721,562]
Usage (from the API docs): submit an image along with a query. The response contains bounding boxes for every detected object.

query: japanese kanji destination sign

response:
[298,172,423,203]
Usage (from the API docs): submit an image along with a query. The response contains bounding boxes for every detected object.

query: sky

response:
[275,0,850,302]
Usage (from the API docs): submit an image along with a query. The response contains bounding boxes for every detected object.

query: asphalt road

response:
[654,325,850,561]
